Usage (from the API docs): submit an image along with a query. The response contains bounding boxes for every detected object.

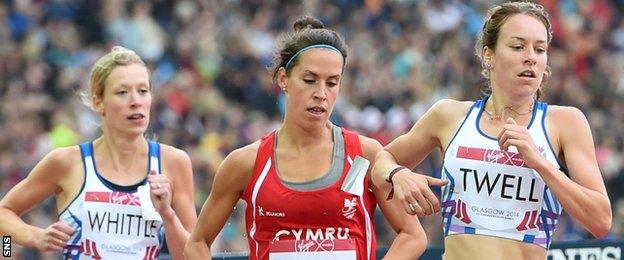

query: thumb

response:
[425,176,449,186]
[147,170,158,182]
[506,117,516,125]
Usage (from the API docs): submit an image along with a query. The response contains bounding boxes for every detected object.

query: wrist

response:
[386,166,407,185]
[161,207,176,222]
[26,227,44,248]
[530,156,552,176]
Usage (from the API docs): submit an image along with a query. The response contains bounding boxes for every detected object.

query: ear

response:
[483,46,494,67]
[277,67,288,93]
[92,95,105,116]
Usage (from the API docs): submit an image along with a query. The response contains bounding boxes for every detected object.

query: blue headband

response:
[284,44,342,69]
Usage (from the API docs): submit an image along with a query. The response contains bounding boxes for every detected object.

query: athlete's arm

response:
[372,100,467,215]
[500,106,611,238]
[184,142,257,259]
[157,145,198,260]
[361,136,427,258]
[0,147,78,251]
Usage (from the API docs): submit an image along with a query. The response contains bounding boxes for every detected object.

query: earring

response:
[485,63,492,70]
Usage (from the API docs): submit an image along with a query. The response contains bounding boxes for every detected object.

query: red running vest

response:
[241,128,377,260]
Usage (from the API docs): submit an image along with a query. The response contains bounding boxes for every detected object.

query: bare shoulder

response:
[358,135,382,162]
[158,144,193,186]
[546,105,591,145]
[40,146,82,175]
[430,98,474,120]
[433,98,472,108]
[547,105,588,124]
[159,143,192,166]
[213,140,261,192]
[418,99,474,147]
[419,99,474,129]
[221,140,261,173]
[26,145,82,187]
[48,145,81,163]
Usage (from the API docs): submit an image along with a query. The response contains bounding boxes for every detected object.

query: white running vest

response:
[59,141,164,259]
[441,97,563,248]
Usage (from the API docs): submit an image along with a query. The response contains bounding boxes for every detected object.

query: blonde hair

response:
[82,46,147,109]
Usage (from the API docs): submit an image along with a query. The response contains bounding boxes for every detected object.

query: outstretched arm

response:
[372,100,469,216]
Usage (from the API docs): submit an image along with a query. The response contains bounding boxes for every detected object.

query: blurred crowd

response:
[1,0,623,257]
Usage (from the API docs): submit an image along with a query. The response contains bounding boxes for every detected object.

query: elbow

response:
[390,228,428,258]
[183,236,194,254]
[183,236,211,259]
[415,234,428,255]
[591,220,611,239]
[590,215,612,239]
[585,195,613,239]
[591,226,611,240]
[182,241,197,259]
[406,230,428,256]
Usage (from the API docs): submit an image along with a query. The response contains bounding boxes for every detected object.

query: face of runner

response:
[277,48,344,126]
[484,13,548,99]
[94,63,152,137]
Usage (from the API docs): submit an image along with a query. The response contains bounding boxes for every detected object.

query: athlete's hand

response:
[497,118,545,169]
[148,170,173,217]
[392,169,448,216]
[33,221,74,252]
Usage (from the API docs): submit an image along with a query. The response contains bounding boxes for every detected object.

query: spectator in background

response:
[0,46,196,259]
[373,2,611,259]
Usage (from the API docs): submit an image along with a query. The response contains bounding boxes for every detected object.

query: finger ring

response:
[409,203,420,212]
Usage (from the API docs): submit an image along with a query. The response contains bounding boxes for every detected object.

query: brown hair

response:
[82,46,147,109]
[475,1,552,99]
[269,16,348,81]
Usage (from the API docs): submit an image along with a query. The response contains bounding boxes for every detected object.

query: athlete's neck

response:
[486,93,535,120]
[278,120,333,152]
[94,133,147,174]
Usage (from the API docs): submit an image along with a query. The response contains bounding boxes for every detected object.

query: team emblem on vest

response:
[342,197,357,219]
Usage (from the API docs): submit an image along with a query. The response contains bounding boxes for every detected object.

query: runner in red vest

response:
[185,16,436,260]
